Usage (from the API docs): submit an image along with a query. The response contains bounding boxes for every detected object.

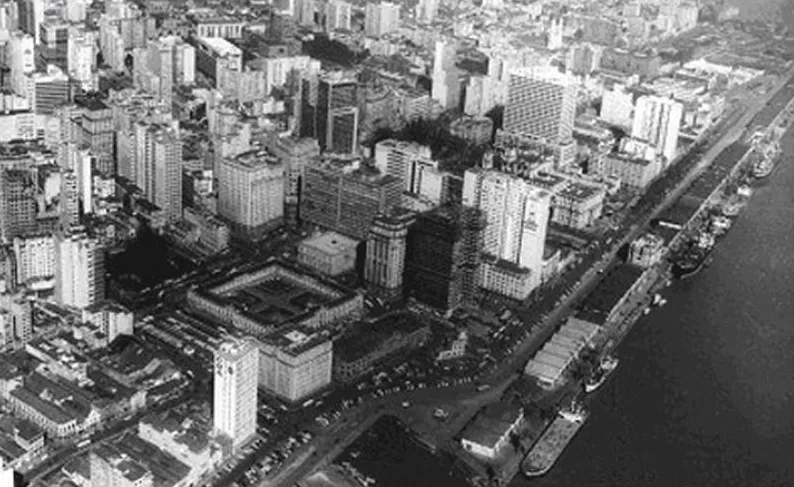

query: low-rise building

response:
[333,313,430,382]
[480,257,535,302]
[449,115,494,145]
[81,301,134,346]
[298,232,358,277]
[460,402,524,460]
[257,324,333,402]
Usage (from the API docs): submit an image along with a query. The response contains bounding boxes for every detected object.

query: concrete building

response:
[629,233,666,268]
[54,232,104,309]
[364,2,400,38]
[298,231,358,277]
[431,39,459,111]
[463,168,551,293]
[213,340,258,451]
[193,37,243,88]
[631,95,683,163]
[324,0,352,31]
[417,0,439,23]
[503,67,576,145]
[130,120,183,223]
[267,136,320,225]
[316,71,359,154]
[364,210,414,301]
[450,116,493,145]
[12,235,55,289]
[300,156,402,240]
[404,205,485,311]
[257,324,333,402]
[218,150,285,240]
[460,403,523,460]
[373,139,436,194]
[81,302,134,344]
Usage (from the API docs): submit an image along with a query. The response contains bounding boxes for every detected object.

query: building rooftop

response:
[197,36,242,57]
[576,265,644,324]
[94,444,150,483]
[300,232,359,256]
[460,402,522,449]
[261,323,331,358]
[556,180,603,201]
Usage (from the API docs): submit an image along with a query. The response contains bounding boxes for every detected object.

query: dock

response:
[520,414,587,477]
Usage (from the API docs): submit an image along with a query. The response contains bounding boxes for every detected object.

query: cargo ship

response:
[521,400,588,477]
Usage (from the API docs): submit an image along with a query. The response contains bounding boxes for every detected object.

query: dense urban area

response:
[0,0,791,486]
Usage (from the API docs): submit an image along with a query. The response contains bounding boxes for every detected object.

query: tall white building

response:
[213,339,258,451]
[54,232,104,309]
[7,32,35,97]
[431,40,458,110]
[631,95,683,163]
[218,151,285,240]
[132,120,183,223]
[364,2,400,38]
[325,0,352,31]
[67,31,96,91]
[463,169,551,291]
[417,0,439,23]
[503,67,576,144]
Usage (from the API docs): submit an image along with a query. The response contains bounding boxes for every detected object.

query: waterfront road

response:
[280,68,794,487]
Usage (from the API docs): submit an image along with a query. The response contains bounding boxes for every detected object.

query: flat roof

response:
[197,36,241,56]
[300,232,359,255]
[576,265,644,324]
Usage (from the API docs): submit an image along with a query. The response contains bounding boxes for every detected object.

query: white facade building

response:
[631,95,683,163]
[213,340,258,451]
[54,232,104,309]
[364,2,400,38]
[503,67,576,144]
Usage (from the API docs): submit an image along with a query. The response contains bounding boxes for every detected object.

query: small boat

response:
[558,399,587,424]
[585,356,619,393]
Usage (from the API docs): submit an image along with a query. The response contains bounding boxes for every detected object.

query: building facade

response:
[213,340,258,451]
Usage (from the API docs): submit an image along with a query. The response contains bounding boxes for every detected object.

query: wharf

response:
[520,415,586,477]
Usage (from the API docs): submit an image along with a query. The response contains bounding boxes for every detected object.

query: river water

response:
[510,130,794,487]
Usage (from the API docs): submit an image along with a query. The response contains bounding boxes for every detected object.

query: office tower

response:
[77,99,114,175]
[503,67,576,144]
[0,169,37,241]
[301,157,402,240]
[131,121,182,223]
[324,0,351,31]
[213,339,258,451]
[65,0,87,22]
[417,0,439,23]
[373,139,437,194]
[404,205,484,311]
[364,2,399,37]
[7,31,34,97]
[18,0,43,45]
[60,170,79,227]
[297,0,315,26]
[631,95,683,163]
[365,210,414,302]
[90,445,154,487]
[431,40,459,110]
[317,72,359,154]
[54,232,104,309]
[174,43,196,85]
[463,168,551,291]
[68,31,96,91]
[218,151,285,240]
[267,136,320,225]
[12,235,55,286]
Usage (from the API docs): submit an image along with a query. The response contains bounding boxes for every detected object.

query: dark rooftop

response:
[576,264,644,325]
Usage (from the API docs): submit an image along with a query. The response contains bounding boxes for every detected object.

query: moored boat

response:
[521,401,589,477]
[585,356,619,393]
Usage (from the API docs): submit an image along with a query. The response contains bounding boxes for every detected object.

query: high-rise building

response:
[316,72,359,154]
[431,40,459,111]
[600,84,635,129]
[267,136,320,225]
[404,205,484,311]
[213,339,258,451]
[631,95,683,163]
[463,168,551,293]
[0,169,37,241]
[324,0,352,31]
[54,231,104,309]
[217,150,285,240]
[18,0,43,45]
[131,121,183,223]
[7,31,35,98]
[300,156,402,240]
[373,139,435,193]
[365,210,414,302]
[364,2,400,38]
[417,0,439,23]
[503,67,576,144]
[12,235,55,286]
